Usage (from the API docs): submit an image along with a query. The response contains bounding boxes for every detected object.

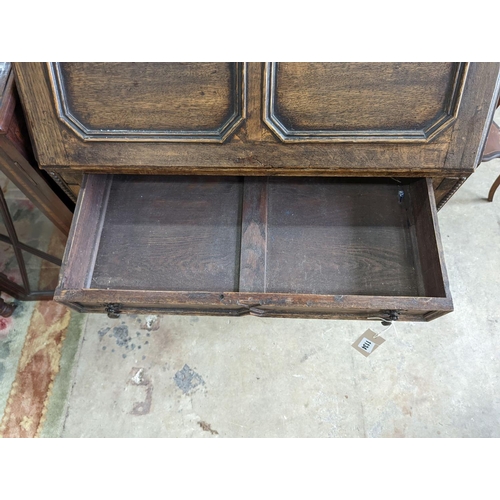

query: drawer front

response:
[55,174,453,321]
[14,63,500,177]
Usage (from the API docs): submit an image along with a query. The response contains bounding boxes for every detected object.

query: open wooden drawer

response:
[55,175,453,322]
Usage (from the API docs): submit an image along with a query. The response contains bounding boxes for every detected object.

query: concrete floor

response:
[49,158,500,438]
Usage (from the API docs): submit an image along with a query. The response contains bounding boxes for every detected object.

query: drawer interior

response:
[91,176,243,292]
[265,178,431,296]
[56,174,451,318]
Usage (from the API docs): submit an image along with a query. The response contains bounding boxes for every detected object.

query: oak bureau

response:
[12,63,500,321]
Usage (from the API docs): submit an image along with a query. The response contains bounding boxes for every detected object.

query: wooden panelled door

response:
[13,62,500,177]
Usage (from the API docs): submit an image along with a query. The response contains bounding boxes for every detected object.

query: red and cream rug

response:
[1,301,70,437]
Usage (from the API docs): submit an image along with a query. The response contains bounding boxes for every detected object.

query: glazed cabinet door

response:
[14,62,500,177]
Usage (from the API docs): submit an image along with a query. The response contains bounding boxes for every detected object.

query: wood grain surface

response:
[265,62,467,142]
[265,178,420,296]
[49,63,245,142]
[13,63,500,176]
[55,174,453,320]
[0,63,72,235]
[91,175,243,292]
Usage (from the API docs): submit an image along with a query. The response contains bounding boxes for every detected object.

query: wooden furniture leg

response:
[488,174,500,201]
[481,120,500,201]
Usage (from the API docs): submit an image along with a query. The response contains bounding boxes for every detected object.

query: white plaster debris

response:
[145,315,158,330]
[131,368,144,385]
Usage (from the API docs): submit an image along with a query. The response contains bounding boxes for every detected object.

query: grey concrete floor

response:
[54,158,500,438]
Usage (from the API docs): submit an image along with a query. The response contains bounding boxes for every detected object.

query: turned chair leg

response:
[0,297,16,317]
[488,174,500,202]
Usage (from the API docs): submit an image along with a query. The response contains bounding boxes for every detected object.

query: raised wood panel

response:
[13,63,500,176]
[263,62,469,142]
[48,62,246,142]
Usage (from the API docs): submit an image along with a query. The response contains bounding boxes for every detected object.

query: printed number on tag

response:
[352,329,386,357]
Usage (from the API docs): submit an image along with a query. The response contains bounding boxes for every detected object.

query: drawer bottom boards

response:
[55,175,453,321]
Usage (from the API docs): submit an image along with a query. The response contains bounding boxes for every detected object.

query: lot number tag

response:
[352,329,386,357]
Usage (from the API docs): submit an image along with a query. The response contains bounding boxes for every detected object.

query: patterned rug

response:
[0,300,84,437]
[0,172,85,438]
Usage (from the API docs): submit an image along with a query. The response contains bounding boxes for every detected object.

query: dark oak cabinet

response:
[12,62,500,321]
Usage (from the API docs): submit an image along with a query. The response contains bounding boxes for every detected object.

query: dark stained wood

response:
[55,174,453,321]
[265,63,467,142]
[265,178,420,296]
[414,83,500,210]
[45,143,466,176]
[12,62,68,167]
[58,174,112,290]
[13,63,500,177]
[57,300,250,317]
[408,178,450,299]
[47,170,82,203]
[16,62,498,321]
[57,288,453,311]
[68,184,80,197]
[6,101,33,158]
[436,177,468,210]
[0,63,72,236]
[488,175,500,202]
[46,170,468,212]
[445,62,500,172]
[244,63,264,142]
[433,177,461,206]
[49,63,245,142]
[414,111,500,210]
[432,177,444,191]
[239,177,268,292]
[55,170,83,185]
[431,175,473,211]
[56,288,453,322]
[91,175,243,292]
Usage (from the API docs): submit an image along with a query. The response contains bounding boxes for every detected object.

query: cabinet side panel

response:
[444,62,500,171]
[12,63,68,165]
